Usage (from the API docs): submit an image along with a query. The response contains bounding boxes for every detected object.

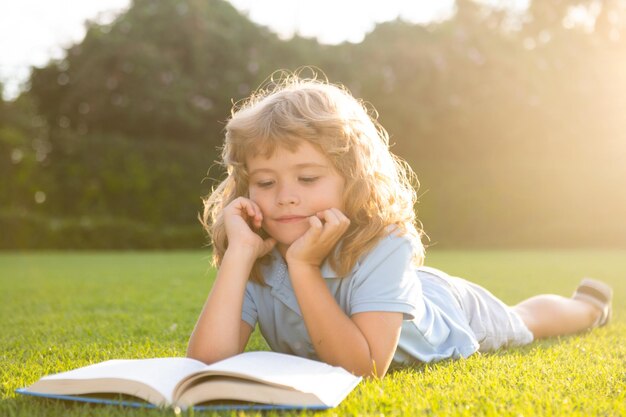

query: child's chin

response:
[276,232,306,247]
[281,237,302,246]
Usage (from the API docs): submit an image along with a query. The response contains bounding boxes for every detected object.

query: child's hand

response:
[285,208,350,269]
[223,197,276,259]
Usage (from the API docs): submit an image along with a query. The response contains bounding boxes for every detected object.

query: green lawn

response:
[1,250,625,416]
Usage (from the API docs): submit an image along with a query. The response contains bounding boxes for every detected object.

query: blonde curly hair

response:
[201,70,424,283]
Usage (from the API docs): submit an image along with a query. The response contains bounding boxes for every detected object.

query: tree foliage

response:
[2,0,626,248]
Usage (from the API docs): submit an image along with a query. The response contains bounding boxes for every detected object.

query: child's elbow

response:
[186,351,219,365]
[186,346,237,365]
[186,345,213,364]
[351,360,388,379]
[186,346,205,362]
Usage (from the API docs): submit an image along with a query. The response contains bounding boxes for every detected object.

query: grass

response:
[1,249,625,416]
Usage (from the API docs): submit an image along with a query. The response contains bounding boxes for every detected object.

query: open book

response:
[17,351,362,410]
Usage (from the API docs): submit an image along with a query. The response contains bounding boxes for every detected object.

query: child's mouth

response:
[275,216,308,223]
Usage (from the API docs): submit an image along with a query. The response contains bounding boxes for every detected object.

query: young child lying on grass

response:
[187,71,613,378]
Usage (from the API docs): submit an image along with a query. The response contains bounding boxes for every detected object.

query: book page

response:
[176,377,321,408]
[197,352,361,407]
[37,358,207,404]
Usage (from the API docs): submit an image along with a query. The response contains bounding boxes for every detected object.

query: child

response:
[187,72,612,377]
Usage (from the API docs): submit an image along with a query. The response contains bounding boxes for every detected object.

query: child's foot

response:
[572,278,613,328]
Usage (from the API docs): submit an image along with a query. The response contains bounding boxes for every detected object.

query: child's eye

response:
[299,176,319,183]
[256,180,274,188]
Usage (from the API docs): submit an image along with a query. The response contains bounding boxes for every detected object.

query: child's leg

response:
[513,295,601,339]
[513,278,612,339]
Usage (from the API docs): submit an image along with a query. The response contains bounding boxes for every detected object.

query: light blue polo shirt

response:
[241,232,479,365]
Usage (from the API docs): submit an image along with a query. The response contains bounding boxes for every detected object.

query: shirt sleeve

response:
[349,234,424,321]
[241,282,258,328]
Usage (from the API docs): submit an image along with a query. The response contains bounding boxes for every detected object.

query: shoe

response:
[572,278,613,327]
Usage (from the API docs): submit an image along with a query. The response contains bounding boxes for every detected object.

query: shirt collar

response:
[264,248,341,286]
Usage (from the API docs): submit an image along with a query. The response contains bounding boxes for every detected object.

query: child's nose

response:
[276,186,300,205]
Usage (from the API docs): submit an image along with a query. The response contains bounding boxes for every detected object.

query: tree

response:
[29,0,284,143]
[5,0,625,248]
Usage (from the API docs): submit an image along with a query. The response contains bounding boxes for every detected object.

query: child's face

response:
[247,141,346,251]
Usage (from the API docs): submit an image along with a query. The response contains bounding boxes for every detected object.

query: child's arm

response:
[186,247,256,363]
[187,198,275,364]
[286,208,403,377]
[290,262,403,377]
